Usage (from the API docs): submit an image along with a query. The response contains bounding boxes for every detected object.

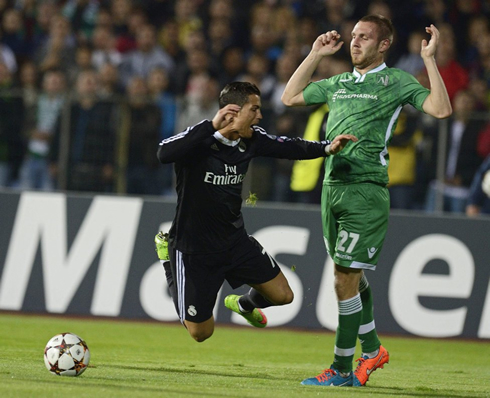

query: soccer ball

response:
[482,170,490,198]
[44,332,90,376]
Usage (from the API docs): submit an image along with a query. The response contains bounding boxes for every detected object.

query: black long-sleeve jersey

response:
[157,120,330,254]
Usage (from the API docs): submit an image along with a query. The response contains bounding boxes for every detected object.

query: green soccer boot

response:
[224,294,267,328]
[155,231,170,261]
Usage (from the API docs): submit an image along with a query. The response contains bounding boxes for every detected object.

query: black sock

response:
[238,288,273,312]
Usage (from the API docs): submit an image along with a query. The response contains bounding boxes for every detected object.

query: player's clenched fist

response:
[312,31,344,55]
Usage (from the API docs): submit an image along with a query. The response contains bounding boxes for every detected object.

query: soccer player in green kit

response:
[282,15,452,387]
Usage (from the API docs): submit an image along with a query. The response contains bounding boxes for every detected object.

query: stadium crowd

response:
[0,0,489,214]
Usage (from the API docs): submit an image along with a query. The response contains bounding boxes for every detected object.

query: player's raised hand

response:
[312,31,344,56]
[212,104,241,130]
[421,24,439,59]
[328,134,358,155]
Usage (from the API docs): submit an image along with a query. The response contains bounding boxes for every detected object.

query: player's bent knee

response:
[185,319,214,342]
[282,289,294,305]
[271,289,294,306]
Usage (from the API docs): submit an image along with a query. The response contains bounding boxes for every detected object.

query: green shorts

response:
[321,183,390,270]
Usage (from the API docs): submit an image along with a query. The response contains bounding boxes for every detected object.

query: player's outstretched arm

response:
[327,134,358,155]
[281,31,343,107]
[420,24,452,119]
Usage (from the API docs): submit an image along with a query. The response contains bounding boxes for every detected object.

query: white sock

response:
[363,349,379,359]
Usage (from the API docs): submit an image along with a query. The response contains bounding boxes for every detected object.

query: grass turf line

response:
[0,313,489,398]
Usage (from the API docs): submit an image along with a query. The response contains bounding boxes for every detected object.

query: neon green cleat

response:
[155,231,170,261]
[224,294,267,328]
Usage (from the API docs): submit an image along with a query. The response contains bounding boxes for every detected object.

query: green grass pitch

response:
[0,312,489,398]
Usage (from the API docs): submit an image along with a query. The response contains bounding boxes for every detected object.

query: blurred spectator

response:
[466,155,490,216]
[19,69,66,190]
[206,0,250,47]
[207,17,234,61]
[270,4,297,49]
[174,46,215,96]
[31,2,60,50]
[413,67,440,205]
[158,19,186,66]
[279,32,301,62]
[67,45,93,85]
[119,23,174,87]
[0,62,24,187]
[425,90,484,213]
[176,76,219,134]
[147,67,177,194]
[1,7,32,65]
[94,6,113,30]
[296,17,320,58]
[238,53,275,101]
[174,0,203,47]
[468,78,490,112]
[49,70,117,192]
[434,23,469,103]
[147,67,176,141]
[34,14,77,74]
[367,1,391,18]
[218,46,245,87]
[250,1,273,27]
[207,0,234,23]
[18,61,39,146]
[18,0,37,41]
[448,0,482,56]
[117,76,161,195]
[97,62,124,99]
[61,0,100,43]
[173,28,208,81]
[146,0,174,27]
[17,60,39,114]
[463,15,489,73]
[289,104,328,204]
[270,52,300,115]
[317,0,354,33]
[0,32,17,74]
[388,107,422,210]
[395,31,426,76]
[311,54,351,82]
[421,0,448,28]
[248,23,282,64]
[475,31,490,84]
[477,122,490,160]
[111,0,132,40]
[181,28,206,53]
[268,110,309,202]
[116,6,149,54]
[91,25,122,70]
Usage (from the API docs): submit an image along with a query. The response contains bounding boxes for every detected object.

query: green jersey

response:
[303,63,430,185]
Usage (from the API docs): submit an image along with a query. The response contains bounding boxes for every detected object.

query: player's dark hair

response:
[219,82,261,109]
[359,14,394,44]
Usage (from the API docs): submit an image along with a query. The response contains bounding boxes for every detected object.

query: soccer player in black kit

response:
[156,82,357,342]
